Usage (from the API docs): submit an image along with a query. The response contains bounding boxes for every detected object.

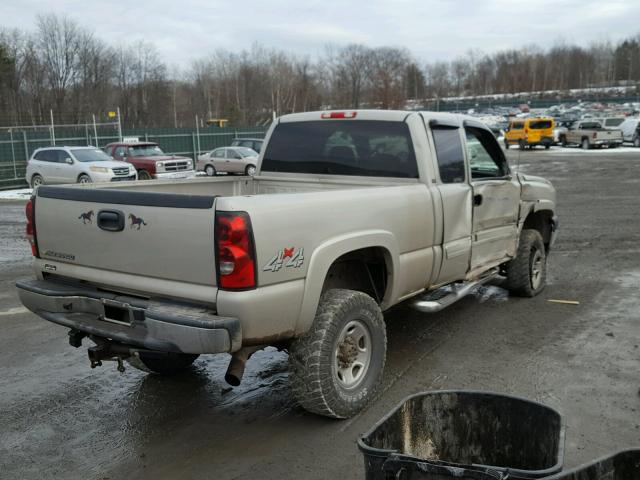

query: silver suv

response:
[26,146,137,188]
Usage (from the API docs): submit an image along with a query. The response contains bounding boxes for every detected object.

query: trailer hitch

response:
[87,342,131,373]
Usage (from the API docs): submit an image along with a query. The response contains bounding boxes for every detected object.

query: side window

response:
[33,150,50,161]
[465,127,509,180]
[230,149,242,159]
[114,146,126,157]
[432,127,466,184]
[212,149,223,157]
[56,150,70,163]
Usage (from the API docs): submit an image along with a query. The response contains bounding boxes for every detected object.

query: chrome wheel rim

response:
[246,166,256,176]
[32,177,42,187]
[79,176,91,184]
[333,319,372,390]
[206,166,214,176]
[530,249,543,290]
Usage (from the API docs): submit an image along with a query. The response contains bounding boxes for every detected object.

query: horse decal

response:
[128,213,148,230]
[78,210,94,224]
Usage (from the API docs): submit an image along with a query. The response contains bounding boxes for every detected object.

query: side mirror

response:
[65,157,73,165]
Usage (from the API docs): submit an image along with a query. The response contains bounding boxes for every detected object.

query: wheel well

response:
[322,247,390,304]
[523,210,554,251]
[77,172,89,181]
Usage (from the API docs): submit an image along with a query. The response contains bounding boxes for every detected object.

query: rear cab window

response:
[262,120,418,178]
[431,127,466,183]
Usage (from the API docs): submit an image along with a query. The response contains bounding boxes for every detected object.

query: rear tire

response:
[633,136,640,148]
[560,135,567,147]
[128,352,199,375]
[31,174,43,188]
[581,138,590,150]
[518,139,525,150]
[205,165,216,176]
[289,289,386,419]
[504,140,509,150]
[504,229,547,297]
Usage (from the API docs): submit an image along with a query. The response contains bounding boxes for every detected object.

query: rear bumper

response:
[16,278,241,354]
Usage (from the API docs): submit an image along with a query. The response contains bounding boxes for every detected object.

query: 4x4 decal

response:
[263,247,304,272]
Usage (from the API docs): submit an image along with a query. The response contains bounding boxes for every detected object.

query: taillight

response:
[215,211,256,290]
[321,111,357,119]
[26,196,39,257]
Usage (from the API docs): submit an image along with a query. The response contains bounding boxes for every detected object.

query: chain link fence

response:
[0,123,268,189]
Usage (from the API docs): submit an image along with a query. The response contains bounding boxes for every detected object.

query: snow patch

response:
[0,188,33,200]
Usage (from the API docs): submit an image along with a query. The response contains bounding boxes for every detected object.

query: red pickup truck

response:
[103,141,196,180]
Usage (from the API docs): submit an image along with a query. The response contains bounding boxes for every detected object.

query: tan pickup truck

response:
[17,110,557,418]
[560,120,623,149]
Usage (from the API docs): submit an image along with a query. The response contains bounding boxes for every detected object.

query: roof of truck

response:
[278,110,491,130]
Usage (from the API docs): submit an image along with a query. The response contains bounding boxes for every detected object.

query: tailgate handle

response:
[97,210,125,232]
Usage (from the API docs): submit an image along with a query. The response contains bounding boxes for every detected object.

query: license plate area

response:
[101,299,142,326]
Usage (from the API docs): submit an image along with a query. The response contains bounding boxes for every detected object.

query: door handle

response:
[473,194,483,206]
[97,210,125,232]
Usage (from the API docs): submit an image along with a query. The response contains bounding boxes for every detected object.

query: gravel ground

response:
[0,148,639,479]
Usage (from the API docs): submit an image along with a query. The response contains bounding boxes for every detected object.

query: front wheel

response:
[518,139,525,150]
[633,136,640,148]
[289,289,386,418]
[581,138,591,150]
[138,170,152,180]
[127,351,199,375]
[78,174,92,184]
[504,140,510,150]
[560,135,567,147]
[245,164,256,176]
[504,229,547,297]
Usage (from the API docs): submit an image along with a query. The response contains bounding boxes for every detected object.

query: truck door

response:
[429,123,473,285]
[464,124,520,275]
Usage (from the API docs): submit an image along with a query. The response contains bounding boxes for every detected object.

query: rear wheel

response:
[581,138,590,150]
[30,174,43,188]
[560,135,567,147]
[138,170,152,180]
[127,351,199,375]
[205,164,216,176]
[78,174,92,184]
[289,289,386,418]
[504,229,547,297]
[245,164,256,176]
[504,140,510,150]
[544,143,550,150]
[518,139,525,150]
[633,136,640,148]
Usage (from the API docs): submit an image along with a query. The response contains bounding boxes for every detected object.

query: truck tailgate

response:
[35,186,218,287]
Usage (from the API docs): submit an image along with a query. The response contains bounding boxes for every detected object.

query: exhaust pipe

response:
[225,346,261,386]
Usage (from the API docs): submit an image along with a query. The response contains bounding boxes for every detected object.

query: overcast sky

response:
[3,0,640,69]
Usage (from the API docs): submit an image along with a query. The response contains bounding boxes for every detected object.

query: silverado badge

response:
[263,247,304,272]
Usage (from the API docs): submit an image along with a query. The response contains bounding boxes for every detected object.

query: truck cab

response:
[103,140,196,180]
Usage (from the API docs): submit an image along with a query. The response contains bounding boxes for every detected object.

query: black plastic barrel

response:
[542,449,640,480]
[358,390,565,480]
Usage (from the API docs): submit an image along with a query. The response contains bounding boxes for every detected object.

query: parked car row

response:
[503,115,640,150]
[25,137,263,187]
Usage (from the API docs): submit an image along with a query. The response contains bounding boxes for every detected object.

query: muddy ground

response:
[1,148,639,479]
